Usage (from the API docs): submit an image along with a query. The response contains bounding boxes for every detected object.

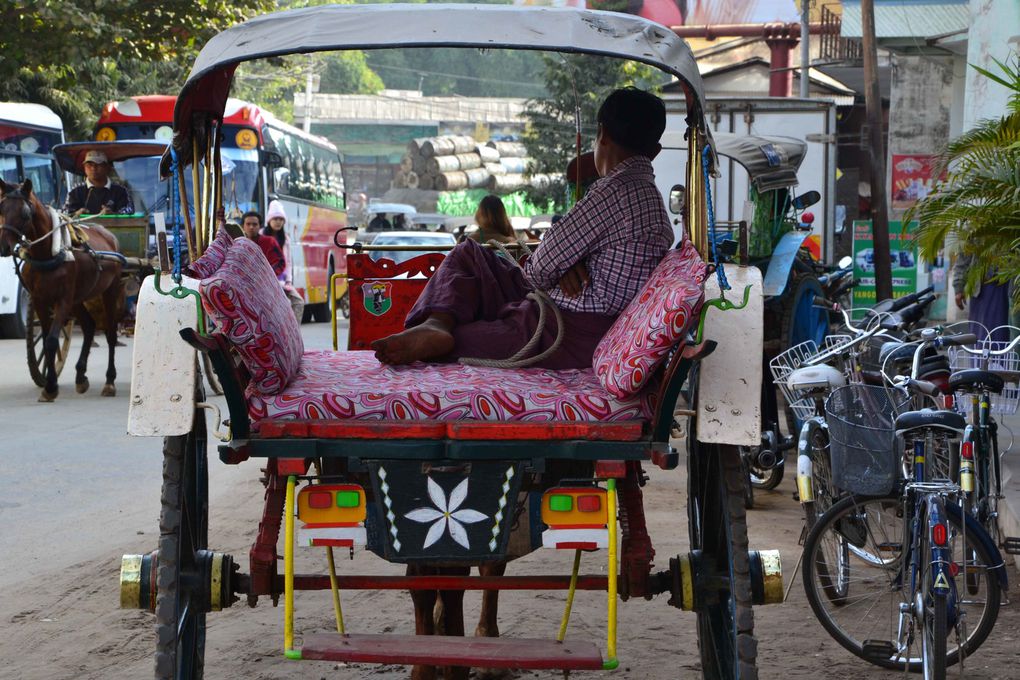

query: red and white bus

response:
[95,95,348,321]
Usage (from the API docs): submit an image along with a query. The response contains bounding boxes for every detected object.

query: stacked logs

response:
[395,135,556,193]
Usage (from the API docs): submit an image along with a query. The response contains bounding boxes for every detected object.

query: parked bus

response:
[0,102,66,338]
[94,95,348,321]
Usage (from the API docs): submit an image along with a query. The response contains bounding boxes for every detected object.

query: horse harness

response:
[1,192,107,285]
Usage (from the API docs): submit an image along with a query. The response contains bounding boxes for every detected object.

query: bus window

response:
[0,152,19,184]
[21,155,59,206]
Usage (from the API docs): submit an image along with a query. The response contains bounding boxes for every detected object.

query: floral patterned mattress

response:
[247,350,657,428]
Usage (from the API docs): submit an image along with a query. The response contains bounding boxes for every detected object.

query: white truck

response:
[654,96,839,263]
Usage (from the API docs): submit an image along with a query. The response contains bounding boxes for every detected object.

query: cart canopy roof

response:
[170,3,706,167]
[53,140,169,174]
[660,131,807,192]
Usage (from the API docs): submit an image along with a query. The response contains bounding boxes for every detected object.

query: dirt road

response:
[1,326,1017,679]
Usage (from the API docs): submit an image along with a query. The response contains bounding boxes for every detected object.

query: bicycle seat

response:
[787,364,846,395]
[948,369,1005,395]
[894,408,966,434]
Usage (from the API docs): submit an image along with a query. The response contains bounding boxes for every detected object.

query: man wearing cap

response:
[63,150,134,217]
[372,87,674,369]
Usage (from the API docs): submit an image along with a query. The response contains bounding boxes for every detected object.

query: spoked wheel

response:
[803,427,835,531]
[337,289,350,320]
[688,440,757,679]
[25,300,73,387]
[802,495,1000,671]
[155,408,209,680]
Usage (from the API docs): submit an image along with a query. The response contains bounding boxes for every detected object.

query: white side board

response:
[696,264,764,446]
[127,274,199,436]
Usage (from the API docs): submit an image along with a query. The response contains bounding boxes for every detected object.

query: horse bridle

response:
[0,191,35,248]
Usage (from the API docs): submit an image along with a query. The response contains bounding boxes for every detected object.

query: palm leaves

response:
[908,56,1020,304]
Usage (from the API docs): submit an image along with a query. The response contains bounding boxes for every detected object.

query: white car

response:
[368,231,458,265]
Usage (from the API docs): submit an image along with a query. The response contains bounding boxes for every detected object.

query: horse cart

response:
[0,141,160,398]
[118,5,782,679]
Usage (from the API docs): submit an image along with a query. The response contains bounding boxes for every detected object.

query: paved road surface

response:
[1,320,1017,680]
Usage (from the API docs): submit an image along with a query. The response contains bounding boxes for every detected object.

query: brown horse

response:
[0,179,124,401]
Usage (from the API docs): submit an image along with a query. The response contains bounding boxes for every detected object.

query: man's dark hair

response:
[241,210,262,225]
[597,87,666,158]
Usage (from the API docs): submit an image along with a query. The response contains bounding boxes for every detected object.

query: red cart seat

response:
[247,350,657,431]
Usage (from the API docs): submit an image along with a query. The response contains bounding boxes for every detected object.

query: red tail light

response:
[961,441,974,460]
[932,523,948,546]
[943,394,954,409]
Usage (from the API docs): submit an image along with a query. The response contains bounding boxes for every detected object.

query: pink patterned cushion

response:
[247,351,656,426]
[199,238,303,395]
[187,228,233,279]
[592,240,706,398]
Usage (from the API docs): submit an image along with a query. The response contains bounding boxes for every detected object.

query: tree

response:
[1,0,272,138]
[521,54,661,211]
[907,57,1020,309]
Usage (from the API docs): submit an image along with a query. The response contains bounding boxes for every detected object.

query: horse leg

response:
[73,302,95,394]
[100,278,124,396]
[39,301,69,402]
[409,563,438,680]
[471,561,509,680]
[437,566,470,680]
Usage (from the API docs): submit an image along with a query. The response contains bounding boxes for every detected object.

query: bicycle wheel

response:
[919,508,947,680]
[802,495,1000,671]
[803,426,836,530]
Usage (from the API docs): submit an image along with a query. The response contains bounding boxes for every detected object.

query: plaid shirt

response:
[524,156,672,314]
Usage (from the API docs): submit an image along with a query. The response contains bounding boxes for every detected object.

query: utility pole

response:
[799,0,810,99]
[303,55,314,134]
[861,0,892,300]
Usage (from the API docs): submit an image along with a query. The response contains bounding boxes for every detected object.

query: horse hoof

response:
[101,384,116,397]
[38,390,57,403]
[76,379,90,394]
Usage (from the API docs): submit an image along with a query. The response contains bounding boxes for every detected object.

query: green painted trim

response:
[284,649,302,660]
[602,657,620,670]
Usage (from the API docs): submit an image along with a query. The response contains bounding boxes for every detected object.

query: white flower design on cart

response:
[405,477,488,550]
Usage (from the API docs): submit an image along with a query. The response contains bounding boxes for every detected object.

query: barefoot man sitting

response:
[372,87,674,370]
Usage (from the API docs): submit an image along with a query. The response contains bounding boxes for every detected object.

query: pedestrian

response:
[371,87,673,370]
[952,252,1013,343]
[241,210,286,280]
[263,200,305,323]
[469,194,517,245]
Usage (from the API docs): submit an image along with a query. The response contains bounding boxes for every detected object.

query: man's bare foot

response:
[371,321,455,365]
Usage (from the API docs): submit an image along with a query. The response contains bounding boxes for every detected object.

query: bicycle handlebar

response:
[954,330,1020,356]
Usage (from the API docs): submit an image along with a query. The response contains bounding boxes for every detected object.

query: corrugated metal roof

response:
[842,1,968,40]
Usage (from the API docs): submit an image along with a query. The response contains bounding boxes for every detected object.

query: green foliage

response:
[521,54,662,211]
[0,0,273,138]
[907,55,1020,308]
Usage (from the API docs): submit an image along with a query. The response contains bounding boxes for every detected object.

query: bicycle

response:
[801,333,1007,678]
[948,328,1020,556]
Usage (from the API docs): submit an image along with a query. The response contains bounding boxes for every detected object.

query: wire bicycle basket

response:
[948,340,1020,416]
[825,384,911,496]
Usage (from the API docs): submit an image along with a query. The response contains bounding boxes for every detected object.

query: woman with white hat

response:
[263,199,305,323]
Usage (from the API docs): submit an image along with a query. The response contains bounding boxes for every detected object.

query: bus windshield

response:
[113,146,260,217]
[0,121,63,207]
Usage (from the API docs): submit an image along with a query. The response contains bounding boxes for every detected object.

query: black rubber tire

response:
[0,283,29,338]
[25,300,73,388]
[748,459,784,492]
[803,428,835,532]
[337,290,351,320]
[926,593,948,680]
[739,451,755,509]
[310,302,331,323]
[155,409,208,680]
[688,441,758,680]
[802,495,1000,672]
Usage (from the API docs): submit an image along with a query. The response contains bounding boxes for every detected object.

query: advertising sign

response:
[852,220,918,312]
[890,154,944,211]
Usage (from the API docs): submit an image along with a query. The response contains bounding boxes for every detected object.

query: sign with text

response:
[852,220,918,313]
[890,154,944,211]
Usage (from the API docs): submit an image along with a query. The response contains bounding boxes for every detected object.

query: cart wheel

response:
[688,440,758,679]
[337,290,351,320]
[25,300,73,388]
[155,409,208,680]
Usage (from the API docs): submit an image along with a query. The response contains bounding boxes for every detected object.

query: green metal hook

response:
[695,283,752,344]
[153,269,207,336]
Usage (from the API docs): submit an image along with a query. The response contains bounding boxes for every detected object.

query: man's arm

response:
[523,186,607,289]
[112,184,134,215]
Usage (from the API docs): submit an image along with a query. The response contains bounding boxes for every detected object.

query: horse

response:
[0,179,124,402]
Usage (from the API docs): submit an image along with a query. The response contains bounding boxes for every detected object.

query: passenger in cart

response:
[371,87,673,370]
